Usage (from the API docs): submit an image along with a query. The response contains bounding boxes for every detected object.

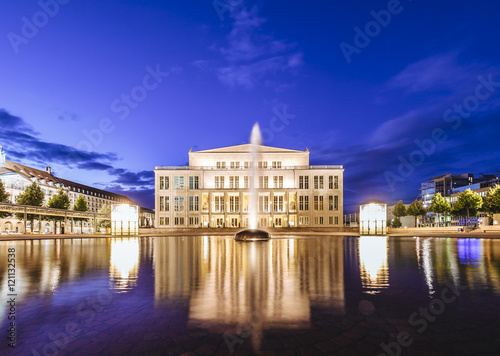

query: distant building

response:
[154,144,344,228]
[418,173,474,208]
[0,144,136,233]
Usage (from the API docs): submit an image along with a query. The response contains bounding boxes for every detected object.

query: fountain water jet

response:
[234,123,270,241]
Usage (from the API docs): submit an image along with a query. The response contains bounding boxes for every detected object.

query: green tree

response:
[407,200,427,227]
[73,194,88,234]
[0,179,11,218]
[15,182,45,232]
[46,189,70,233]
[392,200,407,218]
[428,193,451,227]
[392,217,402,228]
[97,204,111,229]
[483,185,500,220]
[451,188,483,220]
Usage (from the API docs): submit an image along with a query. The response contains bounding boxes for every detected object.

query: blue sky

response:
[1,0,500,210]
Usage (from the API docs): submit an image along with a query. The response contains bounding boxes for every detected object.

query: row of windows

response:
[215,161,283,169]
[158,215,340,227]
[159,194,339,213]
[298,195,339,211]
[298,216,339,225]
[299,175,339,189]
[159,176,199,190]
[158,174,340,190]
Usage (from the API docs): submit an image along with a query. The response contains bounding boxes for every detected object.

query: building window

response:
[174,196,184,211]
[160,217,170,226]
[230,161,240,169]
[216,162,226,169]
[160,176,164,190]
[189,196,199,212]
[174,176,184,190]
[272,161,282,169]
[229,196,240,213]
[334,176,339,189]
[259,196,269,213]
[329,176,333,189]
[160,196,165,211]
[299,216,309,225]
[314,196,324,211]
[258,161,268,169]
[189,176,199,190]
[229,176,240,189]
[329,196,333,211]
[244,162,249,169]
[214,196,224,212]
[189,217,199,226]
[314,176,324,189]
[334,195,339,211]
[174,217,184,226]
[335,216,339,225]
[299,176,309,189]
[273,176,283,189]
[314,217,318,225]
[244,176,249,189]
[273,195,284,213]
[329,216,333,225]
[259,176,269,189]
[215,176,224,189]
[299,196,309,211]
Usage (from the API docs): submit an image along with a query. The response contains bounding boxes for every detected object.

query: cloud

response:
[0,109,155,208]
[204,5,303,89]
[387,52,491,96]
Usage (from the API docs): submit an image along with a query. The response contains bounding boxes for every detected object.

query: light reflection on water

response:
[1,235,500,352]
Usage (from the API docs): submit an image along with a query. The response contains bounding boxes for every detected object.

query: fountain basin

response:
[234,229,270,241]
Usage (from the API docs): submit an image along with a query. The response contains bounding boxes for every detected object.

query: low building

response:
[154,144,344,228]
[0,144,136,233]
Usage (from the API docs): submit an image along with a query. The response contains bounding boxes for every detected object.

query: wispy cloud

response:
[0,109,155,208]
[198,5,303,89]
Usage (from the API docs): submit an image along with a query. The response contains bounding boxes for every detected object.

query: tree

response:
[0,179,11,218]
[483,185,500,220]
[15,182,45,232]
[428,193,451,227]
[46,189,70,233]
[451,189,483,220]
[407,200,427,227]
[392,217,402,228]
[392,200,407,218]
[73,194,88,234]
[97,204,111,229]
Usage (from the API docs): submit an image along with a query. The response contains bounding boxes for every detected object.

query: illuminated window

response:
[244,176,249,189]
[272,161,282,169]
[229,196,240,213]
[189,176,199,190]
[174,196,184,211]
[214,196,224,212]
[334,195,339,211]
[215,176,224,189]
[174,176,184,190]
[273,195,284,212]
[259,195,269,212]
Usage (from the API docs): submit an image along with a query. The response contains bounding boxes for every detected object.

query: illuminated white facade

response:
[155,144,344,228]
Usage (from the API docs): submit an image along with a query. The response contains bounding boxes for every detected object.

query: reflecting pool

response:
[1,236,500,355]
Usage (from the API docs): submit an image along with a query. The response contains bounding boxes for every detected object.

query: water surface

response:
[1,236,500,355]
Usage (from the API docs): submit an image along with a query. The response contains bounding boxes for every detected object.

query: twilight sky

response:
[1,0,500,211]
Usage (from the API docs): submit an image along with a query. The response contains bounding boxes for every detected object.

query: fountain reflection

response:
[109,238,140,290]
[358,236,389,294]
[153,236,344,349]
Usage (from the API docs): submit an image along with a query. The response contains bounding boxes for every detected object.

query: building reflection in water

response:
[358,236,389,294]
[109,238,140,291]
[153,236,344,350]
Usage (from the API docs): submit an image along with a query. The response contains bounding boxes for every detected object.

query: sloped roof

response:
[192,144,306,154]
[0,160,133,202]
